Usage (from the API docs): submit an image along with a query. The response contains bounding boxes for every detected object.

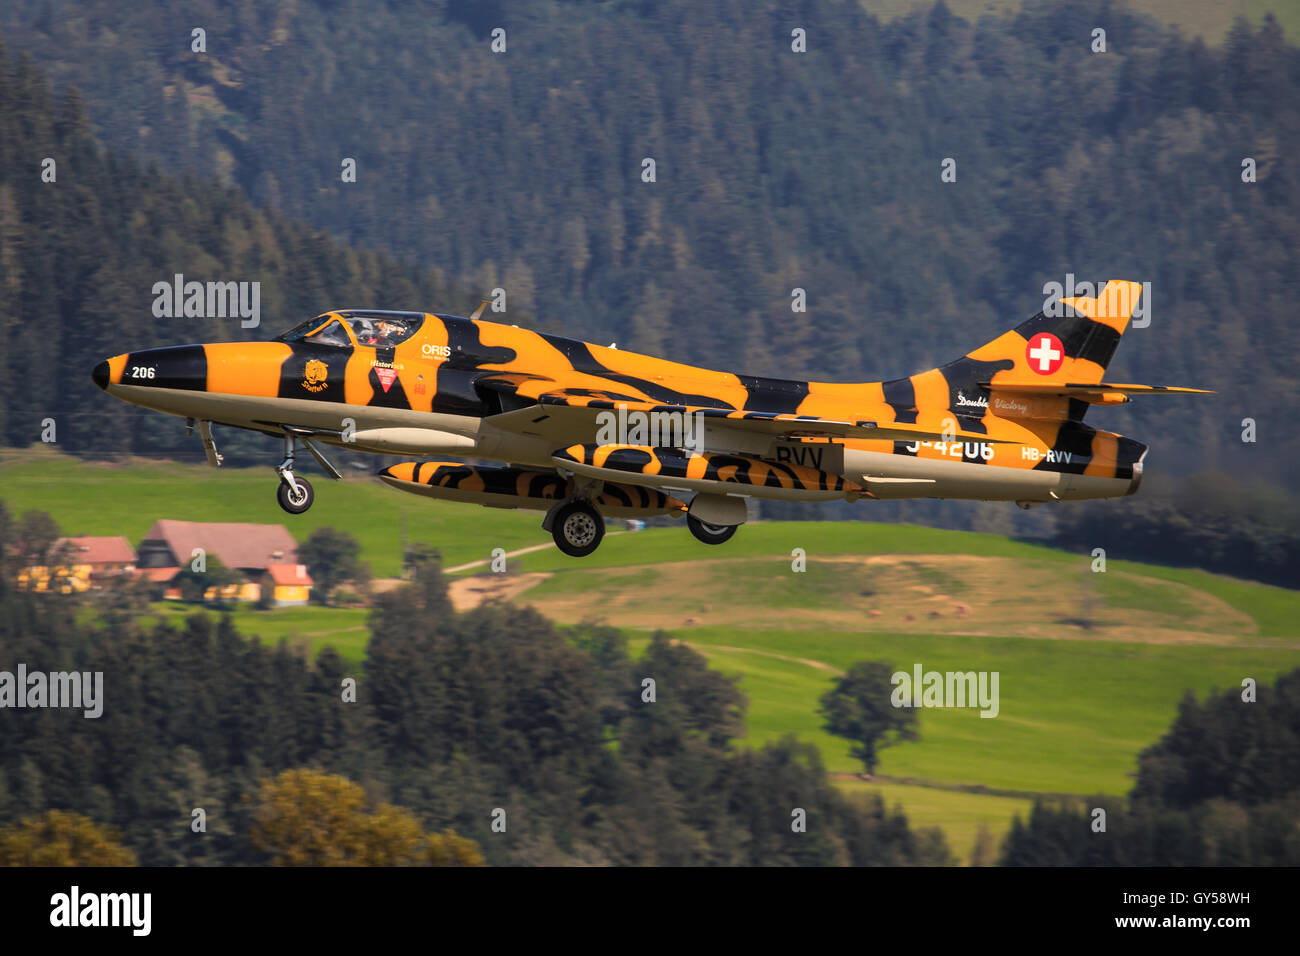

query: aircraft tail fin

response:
[960,279,1143,385]
[879,280,1155,423]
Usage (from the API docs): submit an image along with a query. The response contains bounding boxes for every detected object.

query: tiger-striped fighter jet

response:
[93,281,1209,556]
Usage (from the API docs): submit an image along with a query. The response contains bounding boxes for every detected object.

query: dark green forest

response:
[0,41,476,464]
[0,1,1297,579]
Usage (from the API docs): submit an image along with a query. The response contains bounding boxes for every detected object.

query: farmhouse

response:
[135,520,310,603]
[18,536,136,593]
[260,563,314,606]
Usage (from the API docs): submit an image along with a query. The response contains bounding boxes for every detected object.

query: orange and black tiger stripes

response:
[97,282,1182,497]
[379,461,686,514]
[553,444,862,494]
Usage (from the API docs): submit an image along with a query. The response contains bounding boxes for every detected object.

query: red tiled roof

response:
[58,536,135,565]
[139,520,299,571]
[264,564,313,587]
[138,567,180,583]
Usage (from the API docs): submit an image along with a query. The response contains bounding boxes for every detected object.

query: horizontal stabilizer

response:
[980,380,1214,405]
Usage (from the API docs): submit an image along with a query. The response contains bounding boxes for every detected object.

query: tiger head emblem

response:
[302,359,329,392]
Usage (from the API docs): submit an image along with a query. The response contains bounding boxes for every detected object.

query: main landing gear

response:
[275,429,341,515]
[541,485,742,558]
[549,500,605,557]
[686,514,738,545]
[545,476,607,557]
[543,500,743,557]
[685,492,744,546]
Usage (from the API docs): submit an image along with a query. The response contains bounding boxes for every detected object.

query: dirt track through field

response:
[669,638,842,674]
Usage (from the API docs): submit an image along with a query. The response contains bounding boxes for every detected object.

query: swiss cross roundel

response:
[1025,332,1065,375]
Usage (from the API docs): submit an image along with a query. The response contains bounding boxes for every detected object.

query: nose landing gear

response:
[274,429,340,515]
[277,474,315,514]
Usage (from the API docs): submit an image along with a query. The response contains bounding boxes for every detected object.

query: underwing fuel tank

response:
[378,462,687,517]
[551,444,865,501]
[348,428,476,455]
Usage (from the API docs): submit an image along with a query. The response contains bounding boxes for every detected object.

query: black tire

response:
[687,513,738,545]
[552,501,604,557]
[276,476,315,514]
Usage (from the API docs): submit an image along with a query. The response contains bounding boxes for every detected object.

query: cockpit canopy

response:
[275,311,425,349]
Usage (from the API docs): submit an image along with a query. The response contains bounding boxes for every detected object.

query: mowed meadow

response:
[7,447,1298,862]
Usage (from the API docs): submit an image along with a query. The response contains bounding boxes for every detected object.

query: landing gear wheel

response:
[552,501,604,557]
[687,513,738,545]
[277,476,314,514]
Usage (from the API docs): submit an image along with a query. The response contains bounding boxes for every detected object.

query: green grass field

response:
[645,627,1296,794]
[6,446,1297,859]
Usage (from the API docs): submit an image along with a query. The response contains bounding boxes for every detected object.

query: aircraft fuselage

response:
[95,309,1144,507]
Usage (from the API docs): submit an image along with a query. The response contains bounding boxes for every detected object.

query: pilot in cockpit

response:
[352,317,401,347]
[372,317,400,346]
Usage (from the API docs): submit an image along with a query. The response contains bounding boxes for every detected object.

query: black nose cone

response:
[92,361,109,391]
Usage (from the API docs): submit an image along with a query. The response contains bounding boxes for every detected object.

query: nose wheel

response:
[274,429,339,515]
[550,500,605,557]
[277,475,315,514]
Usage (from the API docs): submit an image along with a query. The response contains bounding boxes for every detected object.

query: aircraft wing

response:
[480,379,1015,446]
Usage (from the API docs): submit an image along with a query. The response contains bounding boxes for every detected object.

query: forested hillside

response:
[3,0,1296,482]
[0,42,477,461]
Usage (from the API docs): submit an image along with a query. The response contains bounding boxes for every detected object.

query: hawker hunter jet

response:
[93,281,1209,556]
